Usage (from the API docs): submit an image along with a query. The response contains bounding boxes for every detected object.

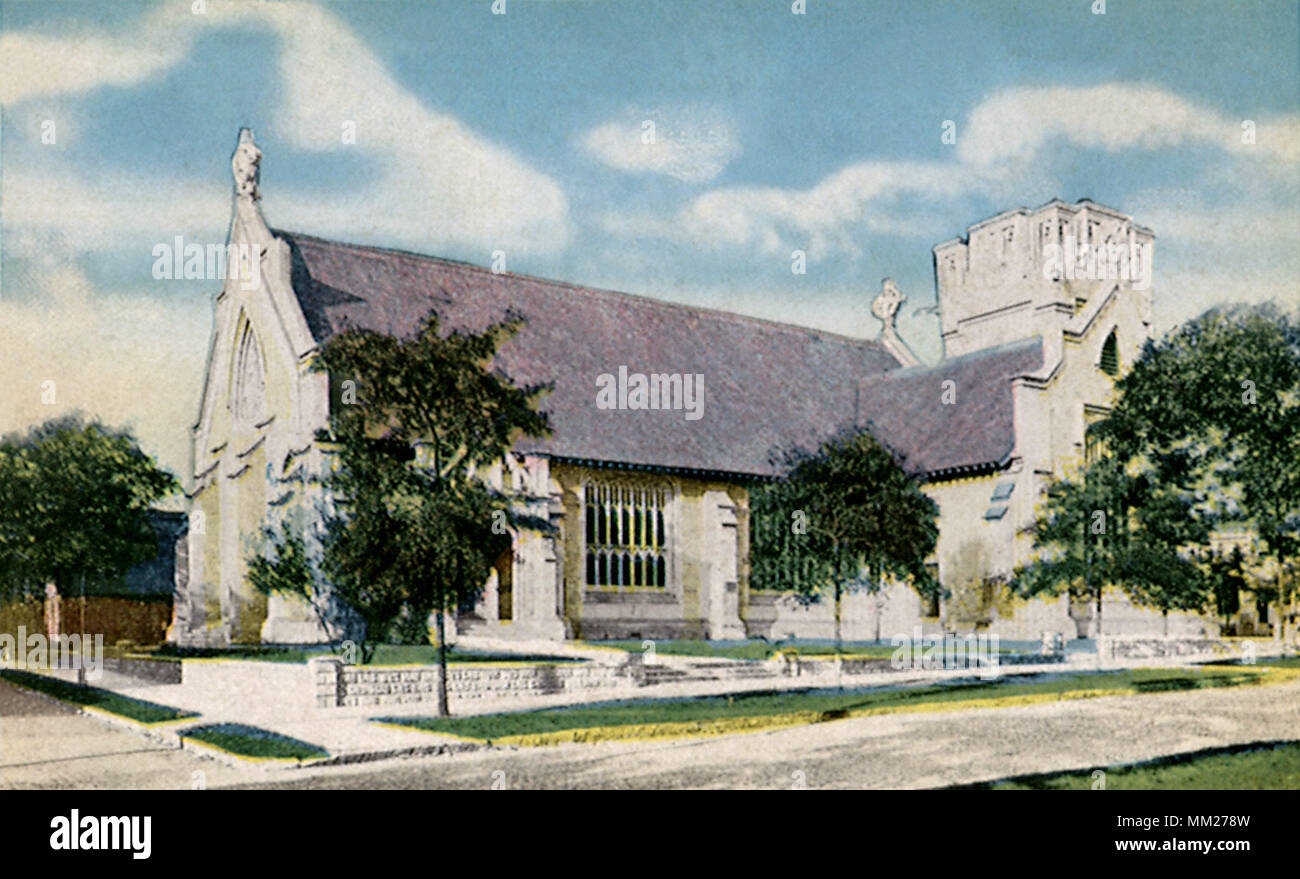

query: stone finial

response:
[232,128,262,201]
[872,278,921,368]
[872,278,905,329]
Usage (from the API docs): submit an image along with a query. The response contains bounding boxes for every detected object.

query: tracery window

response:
[234,324,266,425]
[584,482,669,588]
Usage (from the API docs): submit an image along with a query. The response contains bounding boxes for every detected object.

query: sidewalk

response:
[61,655,1063,765]
[29,639,1289,768]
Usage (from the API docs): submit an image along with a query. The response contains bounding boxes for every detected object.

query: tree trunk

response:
[1095,586,1103,640]
[1277,557,1289,642]
[435,589,450,717]
[834,579,843,690]
[1162,608,1169,638]
[873,565,883,645]
[834,580,842,651]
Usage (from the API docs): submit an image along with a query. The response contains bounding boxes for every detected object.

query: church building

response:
[169,130,1206,647]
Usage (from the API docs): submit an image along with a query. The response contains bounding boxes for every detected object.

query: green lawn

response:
[1204,656,1300,670]
[587,639,784,661]
[588,638,1021,661]
[180,723,329,761]
[0,668,197,725]
[150,644,582,665]
[966,740,1300,790]
[377,665,1272,743]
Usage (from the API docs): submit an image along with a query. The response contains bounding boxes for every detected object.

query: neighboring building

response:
[1,509,184,647]
[170,130,1210,647]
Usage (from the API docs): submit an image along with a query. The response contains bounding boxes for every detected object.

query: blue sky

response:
[1,0,1297,479]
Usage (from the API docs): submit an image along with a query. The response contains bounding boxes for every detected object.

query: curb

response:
[308,740,495,768]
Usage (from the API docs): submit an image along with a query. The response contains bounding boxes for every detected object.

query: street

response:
[3,676,1296,790]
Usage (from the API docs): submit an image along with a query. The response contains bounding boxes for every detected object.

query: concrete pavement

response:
[218,675,1300,790]
[0,679,262,789]
[5,662,1296,789]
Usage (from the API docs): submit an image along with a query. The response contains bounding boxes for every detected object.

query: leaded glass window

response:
[584,482,669,588]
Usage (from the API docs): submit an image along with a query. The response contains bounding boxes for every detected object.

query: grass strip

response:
[376,665,1297,746]
[180,723,329,762]
[586,639,1021,661]
[0,668,197,725]
[958,739,1300,790]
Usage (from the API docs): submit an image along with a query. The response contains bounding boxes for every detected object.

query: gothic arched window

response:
[1099,329,1119,377]
[234,324,266,425]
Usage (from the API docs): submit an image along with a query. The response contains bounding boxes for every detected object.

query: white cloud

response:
[610,160,978,258]
[0,1,572,256]
[238,2,571,254]
[0,266,211,479]
[581,106,740,184]
[959,83,1300,169]
[605,83,1299,260]
[1135,206,1300,248]
[1152,268,1300,336]
[3,170,230,252]
[0,28,186,104]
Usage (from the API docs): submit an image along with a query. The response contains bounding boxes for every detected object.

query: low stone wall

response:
[310,657,640,709]
[774,648,1062,679]
[1101,636,1244,661]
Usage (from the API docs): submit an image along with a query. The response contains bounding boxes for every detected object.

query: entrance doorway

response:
[496,547,514,622]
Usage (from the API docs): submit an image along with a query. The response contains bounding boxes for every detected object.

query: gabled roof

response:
[854,337,1044,477]
[279,231,902,477]
[278,231,1040,480]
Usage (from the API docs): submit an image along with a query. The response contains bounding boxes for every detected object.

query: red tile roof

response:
[280,231,1036,479]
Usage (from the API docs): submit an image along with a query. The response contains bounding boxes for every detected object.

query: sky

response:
[1,0,1297,484]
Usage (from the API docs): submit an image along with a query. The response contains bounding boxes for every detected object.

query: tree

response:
[751,429,940,650]
[1014,451,1211,637]
[0,414,178,608]
[310,310,552,715]
[1097,305,1300,637]
[246,522,353,654]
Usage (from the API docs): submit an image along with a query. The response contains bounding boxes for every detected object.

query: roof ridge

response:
[275,228,897,355]
[860,334,1042,383]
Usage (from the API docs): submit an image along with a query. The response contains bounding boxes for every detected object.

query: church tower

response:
[932,199,1155,360]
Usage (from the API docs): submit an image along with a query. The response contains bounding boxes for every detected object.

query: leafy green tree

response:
[0,414,178,605]
[310,310,552,715]
[751,429,940,648]
[1097,305,1300,636]
[1013,458,1114,636]
[1205,546,1246,632]
[246,522,353,653]
[1014,449,1211,636]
